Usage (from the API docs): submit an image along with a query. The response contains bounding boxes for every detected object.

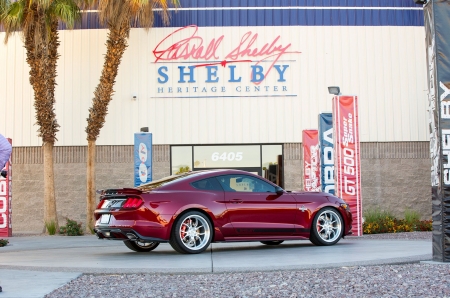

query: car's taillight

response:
[122,197,144,209]
[96,200,105,209]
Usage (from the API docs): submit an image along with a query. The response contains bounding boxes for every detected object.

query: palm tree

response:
[85,0,178,231]
[0,0,80,232]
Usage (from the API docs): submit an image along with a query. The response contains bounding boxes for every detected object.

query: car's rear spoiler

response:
[96,188,143,196]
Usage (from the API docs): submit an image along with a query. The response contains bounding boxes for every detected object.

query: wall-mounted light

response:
[132,95,137,100]
[328,86,341,95]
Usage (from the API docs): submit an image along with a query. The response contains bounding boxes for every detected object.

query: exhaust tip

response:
[126,233,138,240]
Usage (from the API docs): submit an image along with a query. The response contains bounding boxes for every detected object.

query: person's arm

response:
[0,134,12,169]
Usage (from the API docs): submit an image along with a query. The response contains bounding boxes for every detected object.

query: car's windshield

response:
[137,172,200,191]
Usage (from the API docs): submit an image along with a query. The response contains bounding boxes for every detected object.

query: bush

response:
[0,239,8,247]
[59,218,84,236]
[45,220,57,235]
[363,208,432,234]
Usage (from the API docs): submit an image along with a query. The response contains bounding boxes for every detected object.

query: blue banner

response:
[134,133,152,187]
[319,113,334,194]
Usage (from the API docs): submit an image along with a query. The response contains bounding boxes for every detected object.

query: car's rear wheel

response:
[169,211,212,254]
[310,207,344,246]
[123,240,160,252]
[260,240,284,245]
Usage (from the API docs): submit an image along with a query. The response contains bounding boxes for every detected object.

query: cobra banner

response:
[319,113,334,195]
[302,130,320,192]
[134,133,153,187]
[0,138,12,237]
[424,0,450,262]
[333,96,362,236]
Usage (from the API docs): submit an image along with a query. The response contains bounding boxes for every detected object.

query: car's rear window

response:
[137,172,201,191]
[191,178,223,191]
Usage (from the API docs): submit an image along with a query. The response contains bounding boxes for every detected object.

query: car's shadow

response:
[98,240,353,257]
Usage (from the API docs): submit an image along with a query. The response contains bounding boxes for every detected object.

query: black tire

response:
[260,240,284,245]
[169,211,213,254]
[310,207,344,246]
[123,240,160,252]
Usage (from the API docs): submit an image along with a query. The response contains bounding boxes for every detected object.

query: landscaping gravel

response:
[46,232,449,298]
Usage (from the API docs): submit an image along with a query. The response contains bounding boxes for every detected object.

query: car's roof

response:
[136,169,264,191]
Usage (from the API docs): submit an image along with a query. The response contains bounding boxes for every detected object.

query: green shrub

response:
[363,208,432,234]
[364,208,395,223]
[59,218,84,236]
[404,209,420,227]
[0,239,8,247]
[45,220,57,235]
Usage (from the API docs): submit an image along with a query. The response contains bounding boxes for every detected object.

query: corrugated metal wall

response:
[0,3,428,146]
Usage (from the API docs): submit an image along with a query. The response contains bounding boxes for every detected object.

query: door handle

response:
[230,199,243,204]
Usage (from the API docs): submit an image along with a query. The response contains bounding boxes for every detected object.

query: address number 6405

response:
[211,152,243,162]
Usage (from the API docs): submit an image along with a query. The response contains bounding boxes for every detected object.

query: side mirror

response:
[275,186,284,195]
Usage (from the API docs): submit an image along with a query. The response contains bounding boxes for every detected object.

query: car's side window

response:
[191,178,223,191]
[217,175,276,193]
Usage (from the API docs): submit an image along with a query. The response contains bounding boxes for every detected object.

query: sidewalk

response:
[0,235,432,297]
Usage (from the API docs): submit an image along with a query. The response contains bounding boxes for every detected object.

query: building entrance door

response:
[192,167,262,176]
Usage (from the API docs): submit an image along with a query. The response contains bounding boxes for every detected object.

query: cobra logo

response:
[139,142,148,183]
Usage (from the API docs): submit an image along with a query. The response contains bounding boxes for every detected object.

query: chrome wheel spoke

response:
[178,214,210,251]
[315,210,342,243]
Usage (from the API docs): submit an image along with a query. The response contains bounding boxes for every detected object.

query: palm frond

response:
[2,0,26,43]
[50,0,81,29]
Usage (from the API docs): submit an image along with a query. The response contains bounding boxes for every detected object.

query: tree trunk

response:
[85,23,130,232]
[86,139,96,232]
[43,142,58,229]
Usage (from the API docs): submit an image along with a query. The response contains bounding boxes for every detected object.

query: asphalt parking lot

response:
[0,235,432,298]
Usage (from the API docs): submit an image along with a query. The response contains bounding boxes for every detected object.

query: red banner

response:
[333,96,362,236]
[302,130,320,192]
[0,138,12,237]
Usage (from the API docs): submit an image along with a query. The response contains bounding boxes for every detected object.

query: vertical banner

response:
[134,133,152,187]
[0,138,12,237]
[333,96,362,236]
[319,113,335,194]
[424,0,450,262]
[302,130,320,192]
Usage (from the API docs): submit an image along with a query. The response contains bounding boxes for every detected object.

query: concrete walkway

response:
[0,235,432,298]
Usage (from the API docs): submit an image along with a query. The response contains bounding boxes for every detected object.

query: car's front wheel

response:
[169,211,213,254]
[309,207,344,246]
[123,240,160,252]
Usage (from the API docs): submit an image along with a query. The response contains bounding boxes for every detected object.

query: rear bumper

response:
[94,227,167,243]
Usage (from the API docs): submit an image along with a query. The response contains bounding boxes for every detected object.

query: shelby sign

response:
[424,0,450,262]
[153,25,301,97]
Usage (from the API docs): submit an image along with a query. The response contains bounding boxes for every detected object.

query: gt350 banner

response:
[333,96,362,236]
[0,138,12,237]
[302,130,320,192]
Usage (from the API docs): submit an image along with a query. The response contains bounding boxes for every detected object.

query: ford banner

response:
[333,96,362,236]
[134,133,153,187]
[302,130,320,192]
[319,113,335,195]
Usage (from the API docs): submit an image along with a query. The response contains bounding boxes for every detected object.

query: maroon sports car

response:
[94,169,352,254]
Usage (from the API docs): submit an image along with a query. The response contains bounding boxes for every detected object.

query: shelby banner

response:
[332,96,362,236]
[302,130,320,192]
[0,138,12,237]
[424,0,450,262]
[134,133,153,187]
[319,113,335,195]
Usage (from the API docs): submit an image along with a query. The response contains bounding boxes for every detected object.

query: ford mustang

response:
[94,169,352,254]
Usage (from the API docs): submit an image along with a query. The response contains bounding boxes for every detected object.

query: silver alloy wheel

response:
[315,209,342,243]
[178,214,211,251]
